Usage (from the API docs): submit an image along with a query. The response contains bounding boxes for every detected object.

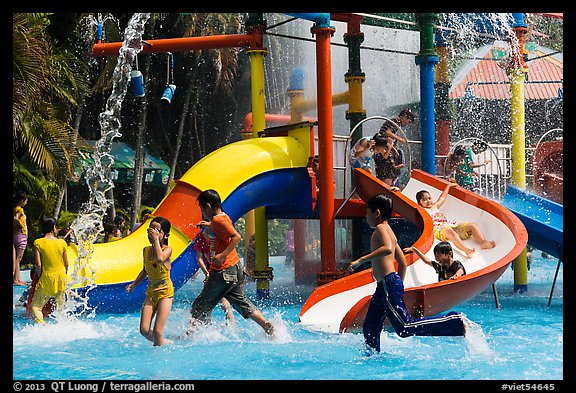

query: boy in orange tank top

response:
[188,189,274,337]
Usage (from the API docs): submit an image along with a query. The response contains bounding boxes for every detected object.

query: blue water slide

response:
[501,186,563,259]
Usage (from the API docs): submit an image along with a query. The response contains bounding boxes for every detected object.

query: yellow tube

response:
[509,68,527,189]
[332,90,350,107]
[249,48,271,294]
[434,46,451,84]
[509,67,528,291]
[345,75,365,114]
[293,90,351,114]
[249,49,267,137]
[288,90,305,123]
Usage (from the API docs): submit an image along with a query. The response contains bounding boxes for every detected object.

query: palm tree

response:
[13,13,88,183]
[13,12,92,232]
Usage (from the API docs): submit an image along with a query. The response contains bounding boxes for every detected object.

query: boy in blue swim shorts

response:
[347,194,467,353]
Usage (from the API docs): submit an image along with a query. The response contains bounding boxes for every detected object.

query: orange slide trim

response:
[338,170,528,331]
[299,169,435,317]
[152,180,204,240]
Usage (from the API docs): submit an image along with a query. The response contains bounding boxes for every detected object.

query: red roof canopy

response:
[449,43,563,100]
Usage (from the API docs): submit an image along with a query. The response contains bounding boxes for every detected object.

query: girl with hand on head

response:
[126,216,173,346]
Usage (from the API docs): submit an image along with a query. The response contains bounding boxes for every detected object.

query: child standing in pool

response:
[192,228,236,326]
[126,216,173,346]
[188,189,274,337]
[346,194,466,353]
[30,217,69,324]
[416,182,496,259]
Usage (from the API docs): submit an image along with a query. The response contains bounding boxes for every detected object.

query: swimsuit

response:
[431,260,467,281]
[13,206,28,250]
[363,272,466,352]
[424,206,472,242]
[144,245,174,306]
[349,137,374,171]
[30,237,68,323]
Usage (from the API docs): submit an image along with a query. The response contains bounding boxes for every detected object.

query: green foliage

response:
[57,210,78,232]
[13,158,61,223]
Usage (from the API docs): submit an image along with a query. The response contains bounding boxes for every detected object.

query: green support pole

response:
[434,28,453,174]
[343,19,368,261]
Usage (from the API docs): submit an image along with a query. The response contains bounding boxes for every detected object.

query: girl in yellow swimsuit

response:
[126,216,173,346]
[416,182,496,259]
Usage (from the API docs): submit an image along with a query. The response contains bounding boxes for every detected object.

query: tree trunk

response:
[164,49,202,195]
[165,73,195,196]
[54,97,83,218]
[130,52,152,228]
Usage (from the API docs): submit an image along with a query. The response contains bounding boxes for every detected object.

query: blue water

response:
[12,250,563,381]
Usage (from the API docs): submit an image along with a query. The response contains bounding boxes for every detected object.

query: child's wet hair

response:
[151,216,171,245]
[415,190,430,204]
[40,216,57,235]
[434,241,453,255]
[371,133,388,147]
[197,189,223,210]
[453,145,467,158]
[366,194,393,220]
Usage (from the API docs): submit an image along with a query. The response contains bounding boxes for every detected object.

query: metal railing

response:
[315,128,560,204]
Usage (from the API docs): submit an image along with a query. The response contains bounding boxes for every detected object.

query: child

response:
[126,216,174,346]
[416,182,496,259]
[444,145,467,181]
[347,194,466,352]
[13,192,29,285]
[404,242,466,281]
[30,217,69,324]
[455,140,491,191]
[348,133,388,176]
[188,189,274,337]
[132,209,152,232]
[374,135,407,186]
[192,229,236,326]
[378,108,414,145]
[311,155,320,193]
[114,214,130,237]
[104,222,121,242]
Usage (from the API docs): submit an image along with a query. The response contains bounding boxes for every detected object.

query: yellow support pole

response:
[248,48,272,298]
[509,66,528,293]
[509,69,527,189]
[344,75,365,114]
[288,89,305,123]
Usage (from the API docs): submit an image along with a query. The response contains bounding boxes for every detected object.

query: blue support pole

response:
[415,13,440,175]
[415,55,439,175]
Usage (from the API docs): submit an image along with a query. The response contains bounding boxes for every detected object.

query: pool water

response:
[12,250,563,381]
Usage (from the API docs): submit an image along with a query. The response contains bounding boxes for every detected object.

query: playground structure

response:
[53,13,561,319]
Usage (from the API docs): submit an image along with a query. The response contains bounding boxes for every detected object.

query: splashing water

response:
[463,316,494,358]
[67,13,151,316]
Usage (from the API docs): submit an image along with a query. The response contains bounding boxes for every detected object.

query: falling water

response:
[76,13,121,68]
[439,13,518,144]
[67,13,151,315]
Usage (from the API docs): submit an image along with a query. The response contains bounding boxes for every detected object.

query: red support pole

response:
[312,25,339,285]
[435,119,450,175]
